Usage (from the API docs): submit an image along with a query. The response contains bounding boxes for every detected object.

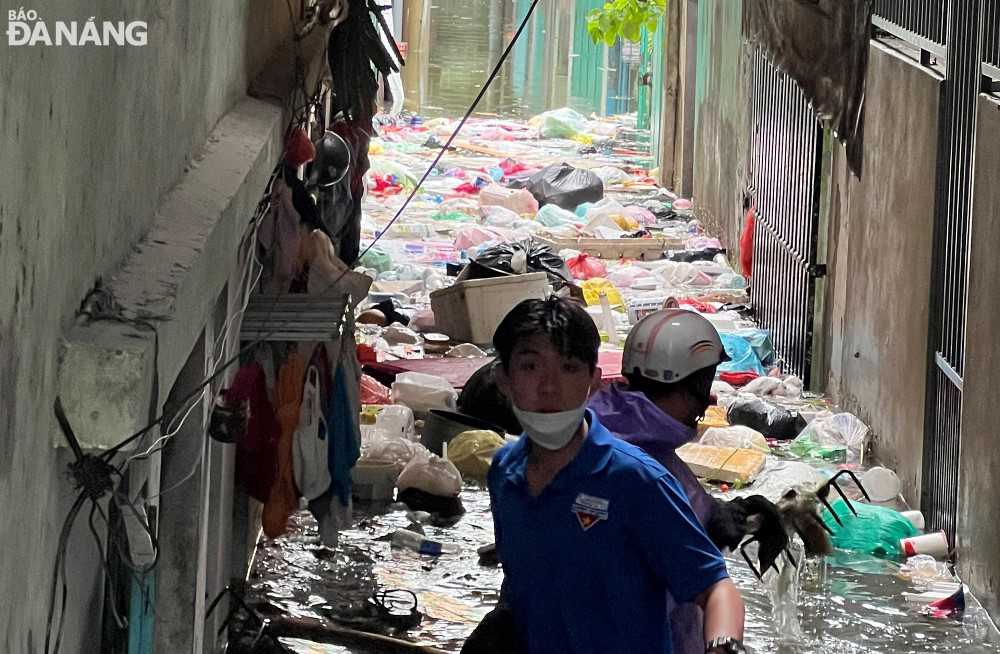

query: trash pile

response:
[235,110,1000,653]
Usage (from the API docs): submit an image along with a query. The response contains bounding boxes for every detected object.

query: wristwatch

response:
[705,636,746,654]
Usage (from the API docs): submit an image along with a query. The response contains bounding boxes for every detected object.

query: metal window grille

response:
[983,0,1000,81]
[747,50,825,382]
[921,0,985,543]
[871,0,949,58]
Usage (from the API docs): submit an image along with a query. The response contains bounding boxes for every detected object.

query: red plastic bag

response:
[718,371,760,387]
[361,374,391,405]
[740,205,755,279]
[567,253,608,280]
[284,127,315,168]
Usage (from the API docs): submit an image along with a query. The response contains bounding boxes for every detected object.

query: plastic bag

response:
[822,498,919,561]
[655,261,714,286]
[742,375,802,398]
[454,225,515,250]
[390,372,458,418]
[358,246,393,273]
[588,166,630,185]
[736,460,829,503]
[584,198,638,231]
[726,397,806,440]
[447,430,507,484]
[581,278,624,307]
[623,205,657,226]
[360,374,391,405]
[605,265,654,288]
[396,452,463,497]
[536,107,591,139]
[734,328,776,367]
[362,431,430,473]
[567,253,608,280]
[700,426,770,453]
[479,205,521,227]
[293,368,331,501]
[719,332,767,376]
[790,413,869,463]
[473,239,573,284]
[535,203,579,227]
[479,183,539,215]
[516,162,604,211]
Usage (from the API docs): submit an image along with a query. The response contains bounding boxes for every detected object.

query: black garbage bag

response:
[727,397,807,441]
[512,162,604,211]
[457,362,522,435]
[668,247,726,263]
[473,239,573,285]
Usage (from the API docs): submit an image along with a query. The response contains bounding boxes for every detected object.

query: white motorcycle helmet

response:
[622,309,729,384]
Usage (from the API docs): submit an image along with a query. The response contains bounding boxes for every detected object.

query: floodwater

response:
[247,486,1000,654]
[399,0,638,119]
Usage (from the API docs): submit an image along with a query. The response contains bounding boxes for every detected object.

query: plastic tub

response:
[352,460,398,501]
[430,272,550,344]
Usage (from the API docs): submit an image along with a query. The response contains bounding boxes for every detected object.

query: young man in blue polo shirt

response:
[484,297,746,654]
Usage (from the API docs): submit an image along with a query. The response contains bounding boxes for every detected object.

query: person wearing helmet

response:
[588,308,784,654]
[464,297,745,654]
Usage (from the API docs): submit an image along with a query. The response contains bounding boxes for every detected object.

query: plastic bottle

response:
[390,529,461,556]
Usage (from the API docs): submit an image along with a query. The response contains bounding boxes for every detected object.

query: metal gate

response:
[746,50,825,382]
[920,0,987,542]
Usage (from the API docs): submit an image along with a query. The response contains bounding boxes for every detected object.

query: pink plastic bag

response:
[567,253,608,280]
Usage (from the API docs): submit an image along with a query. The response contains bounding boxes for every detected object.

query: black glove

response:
[732,495,788,574]
[705,498,750,552]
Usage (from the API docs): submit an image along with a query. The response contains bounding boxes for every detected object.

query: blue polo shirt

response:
[488,410,729,654]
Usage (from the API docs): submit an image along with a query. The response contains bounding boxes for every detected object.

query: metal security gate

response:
[920,0,988,542]
[746,50,825,382]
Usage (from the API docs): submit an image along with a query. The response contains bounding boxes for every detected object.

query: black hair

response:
[624,365,717,403]
[492,296,600,373]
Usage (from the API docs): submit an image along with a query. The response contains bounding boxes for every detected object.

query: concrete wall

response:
[823,41,941,503]
[692,0,749,253]
[957,92,1000,619]
[0,2,286,650]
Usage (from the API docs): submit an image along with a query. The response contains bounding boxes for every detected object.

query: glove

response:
[732,495,788,574]
[705,498,749,551]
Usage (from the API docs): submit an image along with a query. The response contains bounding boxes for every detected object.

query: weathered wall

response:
[823,42,941,503]
[957,92,1000,619]
[0,2,284,650]
[692,0,749,253]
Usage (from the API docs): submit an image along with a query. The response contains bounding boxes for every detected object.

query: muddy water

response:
[399,0,633,119]
[249,486,1000,653]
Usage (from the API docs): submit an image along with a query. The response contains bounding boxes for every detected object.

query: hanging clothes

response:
[325,364,361,506]
[302,229,373,303]
[257,179,306,293]
[262,354,305,538]
[223,363,282,503]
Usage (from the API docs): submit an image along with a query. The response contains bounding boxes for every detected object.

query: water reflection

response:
[400,0,639,119]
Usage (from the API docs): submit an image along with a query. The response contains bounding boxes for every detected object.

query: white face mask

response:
[512,403,588,451]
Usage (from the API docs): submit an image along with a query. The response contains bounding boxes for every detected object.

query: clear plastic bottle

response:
[390,529,461,556]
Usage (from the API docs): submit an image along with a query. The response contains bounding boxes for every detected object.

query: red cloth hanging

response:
[740,205,756,279]
[223,363,282,503]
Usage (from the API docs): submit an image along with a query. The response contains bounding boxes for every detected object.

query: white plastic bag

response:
[362,430,430,473]
[390,372,458,417]
[396,452,463,497]
[796,412,869,462]
[293,367,331,501]
[700,426,770,453]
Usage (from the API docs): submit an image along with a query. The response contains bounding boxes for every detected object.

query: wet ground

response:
[250,483,1000,654]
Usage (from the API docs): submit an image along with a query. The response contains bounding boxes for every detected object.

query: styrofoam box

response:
[431,273,550,344]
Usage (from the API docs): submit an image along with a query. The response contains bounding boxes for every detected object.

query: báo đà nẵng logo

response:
[7,9,147,46]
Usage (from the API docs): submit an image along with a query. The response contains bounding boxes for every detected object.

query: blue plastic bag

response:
[733,328,775,367]
[718,332,766,376]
